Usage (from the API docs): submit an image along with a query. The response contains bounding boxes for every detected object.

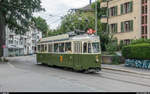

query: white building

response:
[4,25,42,57]
[25,26,42,55]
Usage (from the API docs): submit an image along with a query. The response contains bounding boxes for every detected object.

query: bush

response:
[106,40,118,54]
[131,39,150,45]
[122,43,150,60]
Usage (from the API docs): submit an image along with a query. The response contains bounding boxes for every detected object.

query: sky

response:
[34,0,94,29]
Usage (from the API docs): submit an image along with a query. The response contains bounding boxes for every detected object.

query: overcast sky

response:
[34,0,94,29]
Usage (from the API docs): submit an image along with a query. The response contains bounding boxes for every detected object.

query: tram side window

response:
[45,44,47,52]
[65,42,71,53]
[59,43,64,52]
[74,42,82,53]
[88,43,92,53]
[54,43,59,52]
[38,45,40,52]
[83,43,87,53]
[41,45,44,52]
[92,42,100,53]
[48,44,53,52]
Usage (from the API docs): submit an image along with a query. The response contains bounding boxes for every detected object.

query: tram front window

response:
[92,42,100,53]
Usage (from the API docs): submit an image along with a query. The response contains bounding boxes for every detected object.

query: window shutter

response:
[115,24,117,33]
[130,1,133,12]
[130,20,133,31]
[121,22,124,32]
[115,6,118,16]
[121,4,123,14]
[107,8,110,17]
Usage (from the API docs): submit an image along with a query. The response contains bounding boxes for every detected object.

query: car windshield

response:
[92,42,100,53]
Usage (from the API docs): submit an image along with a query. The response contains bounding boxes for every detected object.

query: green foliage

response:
[48,2,110,51]
[130,38,150,45]
[59,13,98,33]
[118,40,126,50]
[0,0,44,34]
[122,43,150,60]
[106,39,118,54]
[112,56,123,65]
[91,0,101,18]
[32,16,49,38]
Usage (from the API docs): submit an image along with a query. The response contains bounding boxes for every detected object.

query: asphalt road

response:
[0,55,150,92]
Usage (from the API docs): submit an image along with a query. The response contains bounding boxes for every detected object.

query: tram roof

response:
[39,34,99,43]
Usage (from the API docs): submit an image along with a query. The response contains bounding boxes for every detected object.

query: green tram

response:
[36,33,101,73]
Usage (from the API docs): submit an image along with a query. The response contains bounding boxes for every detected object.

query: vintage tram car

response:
[36,32,101,73]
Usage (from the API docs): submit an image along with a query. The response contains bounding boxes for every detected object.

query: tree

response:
[59,12,99,34]
[32,16,49,38]
[0,0,44,57]
[47,1,110,51]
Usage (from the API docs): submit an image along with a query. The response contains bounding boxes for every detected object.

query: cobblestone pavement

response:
[0,55,150,92]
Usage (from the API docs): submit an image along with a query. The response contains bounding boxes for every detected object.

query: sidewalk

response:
[102,64,150,76]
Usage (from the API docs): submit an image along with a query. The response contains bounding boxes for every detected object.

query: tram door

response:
[73,41,82,69]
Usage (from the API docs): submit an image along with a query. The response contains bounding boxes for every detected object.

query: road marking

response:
[7,62,16,69]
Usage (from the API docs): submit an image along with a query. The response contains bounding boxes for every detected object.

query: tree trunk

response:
[0,13,6,57]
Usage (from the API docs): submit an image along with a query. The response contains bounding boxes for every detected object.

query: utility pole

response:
[95,0,98,36]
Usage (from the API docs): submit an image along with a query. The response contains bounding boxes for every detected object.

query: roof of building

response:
[78,4,94,12]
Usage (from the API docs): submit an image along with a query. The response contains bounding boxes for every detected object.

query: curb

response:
[102,67,150,76]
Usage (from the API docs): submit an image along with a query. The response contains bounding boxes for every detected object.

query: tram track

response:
[89,72,150,88]
[101,69,150,80]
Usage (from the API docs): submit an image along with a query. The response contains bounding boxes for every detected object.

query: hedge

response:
[122,43,150,60]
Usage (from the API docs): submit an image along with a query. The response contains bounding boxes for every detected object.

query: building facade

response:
[4,26,42,57]
[100,0,150,44]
